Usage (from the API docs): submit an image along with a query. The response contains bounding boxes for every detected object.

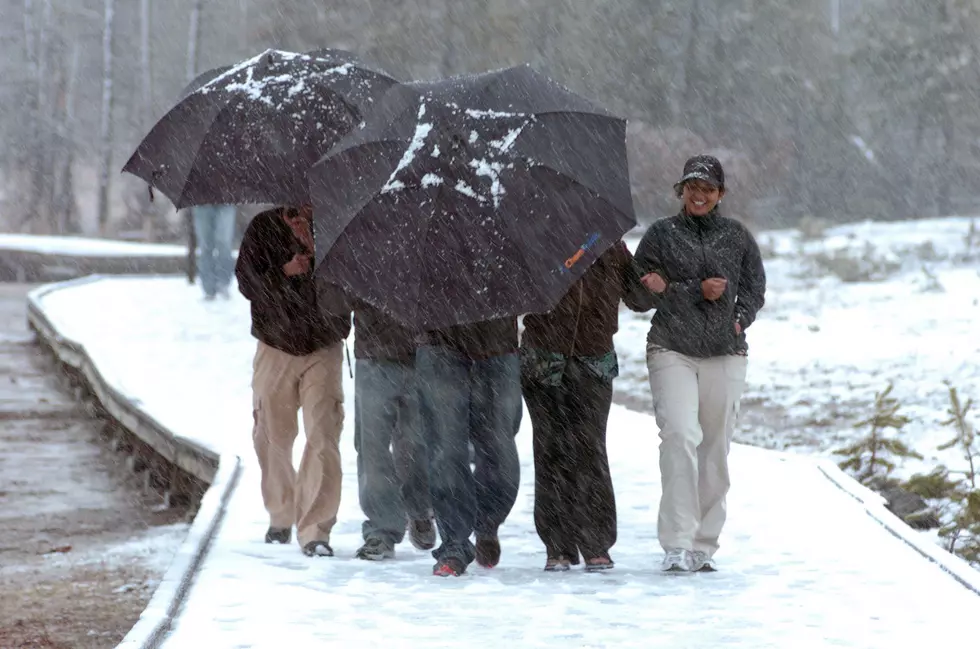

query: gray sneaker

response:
[691,550,717,572]
[355,537,395,561]
[661,548,694,573]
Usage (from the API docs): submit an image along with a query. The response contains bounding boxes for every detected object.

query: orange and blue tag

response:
[560,233,601,273]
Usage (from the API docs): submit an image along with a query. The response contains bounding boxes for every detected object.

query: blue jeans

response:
[354,359,431,546]
[417,346,522,566]
[192,204,236,297]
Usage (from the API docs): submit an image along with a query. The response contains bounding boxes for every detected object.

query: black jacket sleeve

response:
[633,225,703,310]
[615,242,656,312]
[235,216,289,303]
[734,228,766,329]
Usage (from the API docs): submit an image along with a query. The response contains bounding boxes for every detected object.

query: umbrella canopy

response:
[122,48,398,209]
[310,64,636,330]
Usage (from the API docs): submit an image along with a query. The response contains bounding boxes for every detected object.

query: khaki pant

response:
[647,347,747,557]
[252,341,344,547]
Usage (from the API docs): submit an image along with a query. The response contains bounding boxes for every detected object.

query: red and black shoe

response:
[584,552,615,573]
[432,557,467,577]
[544,555,572,572]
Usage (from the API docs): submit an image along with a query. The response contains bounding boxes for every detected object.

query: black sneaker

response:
[302,540,334,557]
[475,535,501,568]
[265,527,291,544]
[433,556,467,577]
[408,518,436,551]
[355,538,395,561]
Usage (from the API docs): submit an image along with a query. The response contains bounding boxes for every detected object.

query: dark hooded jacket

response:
[236,208,351,356]
[633,209,766,357]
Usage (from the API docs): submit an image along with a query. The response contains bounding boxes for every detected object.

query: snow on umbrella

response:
[122,48,399,209]
[309,64,636,331]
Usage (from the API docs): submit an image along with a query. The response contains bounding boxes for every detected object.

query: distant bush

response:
[797,215,830,241]
[811,242,902,282]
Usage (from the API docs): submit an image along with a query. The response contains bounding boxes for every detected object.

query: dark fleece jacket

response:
[632,209,766,357]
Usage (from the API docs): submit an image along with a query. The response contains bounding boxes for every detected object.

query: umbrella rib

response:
[527,109,621,120]
[313,138,410,254]
[501,167,630,292]
[176,67,388,209]
[512,159,630,224]
[171,101,237,209]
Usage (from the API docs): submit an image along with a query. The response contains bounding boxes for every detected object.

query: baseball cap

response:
[674,155,725,191]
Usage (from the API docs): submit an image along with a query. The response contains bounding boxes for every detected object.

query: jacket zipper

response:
[697,225,711,353]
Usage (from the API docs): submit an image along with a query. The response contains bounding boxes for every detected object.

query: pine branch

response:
[904,467,960,500]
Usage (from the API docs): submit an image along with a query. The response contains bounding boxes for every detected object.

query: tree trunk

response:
[440,1,457,76]
[33,0,54,233]
[239,0,249,57]
[678,0,703,129]
[911,105,929,216]
[23,0,35,63]
[184,0,203,280]
[937,95,954,217]
[186,0,203,83]
[140,0,153,125]
[18,0,38,231]
[140,0,157,241]
[96,0,115,234]
[54,43,80,234]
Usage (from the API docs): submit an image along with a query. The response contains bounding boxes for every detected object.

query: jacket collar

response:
[678,206,721,233]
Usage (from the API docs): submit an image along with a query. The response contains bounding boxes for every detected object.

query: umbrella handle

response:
[148,169,164,203]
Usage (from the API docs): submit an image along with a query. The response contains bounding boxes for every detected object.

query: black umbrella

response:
[122,48,398,209]
[309,64,636,330]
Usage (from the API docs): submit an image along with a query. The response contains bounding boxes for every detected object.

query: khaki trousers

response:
[252,341,344,547]
[647,347,747,557]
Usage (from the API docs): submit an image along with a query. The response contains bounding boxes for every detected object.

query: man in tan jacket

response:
[235,205,352,557]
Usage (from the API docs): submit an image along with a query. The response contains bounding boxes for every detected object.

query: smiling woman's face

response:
[682,181,724,216]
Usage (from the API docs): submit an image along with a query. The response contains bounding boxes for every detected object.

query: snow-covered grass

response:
[0,233,186,257]
[15,524,192,578]
[30,217,980,645]
[619,216,980,483]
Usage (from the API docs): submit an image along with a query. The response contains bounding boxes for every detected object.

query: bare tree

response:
[140,0,153,125]
[238,0,249,56]
[32,0,54,231]
[95,0,115,233]
[53,42,80,233]
[181,0,205,275]
[186,0,202,82]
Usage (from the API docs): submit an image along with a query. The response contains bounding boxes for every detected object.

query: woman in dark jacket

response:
[521,240,653,572]
[633,155,766,573]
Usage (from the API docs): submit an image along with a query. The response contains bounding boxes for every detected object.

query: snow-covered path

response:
[34,276,980,649]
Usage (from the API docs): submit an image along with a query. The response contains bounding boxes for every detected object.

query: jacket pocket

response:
[519,347,566,387]
[580,351,619,383]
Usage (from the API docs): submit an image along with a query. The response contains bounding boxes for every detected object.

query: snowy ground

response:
[0,233,186,257]
[32,215,980,646]
[620,216,980,481]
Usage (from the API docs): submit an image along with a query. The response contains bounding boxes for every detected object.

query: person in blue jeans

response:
[353,302,436,561]
[192,203,237,300]
[417,318,522,577]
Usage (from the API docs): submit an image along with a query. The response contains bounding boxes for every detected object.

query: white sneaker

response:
[691,550,717,572]
[661,548,694,572]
